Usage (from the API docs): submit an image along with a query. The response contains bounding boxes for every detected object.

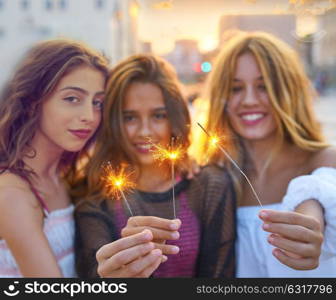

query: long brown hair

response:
[0,39,109,180]
[201,31,328,200]
[74,54,191,202]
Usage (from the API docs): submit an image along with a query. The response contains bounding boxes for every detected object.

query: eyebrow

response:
[95,91,105,97]
[59,86,105,96]
[153,107,167,112]
[122,107,167,114]
[233,76,264,82]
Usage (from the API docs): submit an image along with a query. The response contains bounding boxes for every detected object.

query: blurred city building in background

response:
[0,0,335,89]
[0,0,335,143]
[0,0,142,89]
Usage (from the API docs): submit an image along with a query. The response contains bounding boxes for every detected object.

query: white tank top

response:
[0,205,76,277]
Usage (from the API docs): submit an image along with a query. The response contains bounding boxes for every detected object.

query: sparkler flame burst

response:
[148,139,184,165]
[102,163,135,199]
[210,136,219,147]
[208,133,227,152]
[168,151,179,160]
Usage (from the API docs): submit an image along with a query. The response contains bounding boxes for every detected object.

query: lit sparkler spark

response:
[208,134,227,148]
[150,142,183,164]
[102,163,136,217]
[197,123,263,208]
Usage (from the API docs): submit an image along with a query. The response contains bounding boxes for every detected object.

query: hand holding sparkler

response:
[102,162,182,256]
[259,205,324,269]
[96,229,166,278]
[197,123,263,208]
[121,216,181,255]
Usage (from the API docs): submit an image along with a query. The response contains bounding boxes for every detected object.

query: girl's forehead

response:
[123,82,165,108]
[234,53,262,80]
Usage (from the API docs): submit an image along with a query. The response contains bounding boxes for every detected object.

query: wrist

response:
[295,199,325,232]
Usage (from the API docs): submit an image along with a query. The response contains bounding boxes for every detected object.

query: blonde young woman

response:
[201,31,336,277]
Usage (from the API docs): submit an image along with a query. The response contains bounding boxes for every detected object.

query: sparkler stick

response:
[119,189,134,218]
[169,138,177,219]
[149,138,182,219]
[197,122,263,208]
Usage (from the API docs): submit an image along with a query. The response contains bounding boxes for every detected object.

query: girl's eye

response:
[63,96,80,103]
[93,99,103,110]
[154,113,167,120]
[257,84,267,92]
[123,115,136,122]
[232,86,243,93]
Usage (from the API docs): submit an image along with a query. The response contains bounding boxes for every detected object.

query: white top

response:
[236,167,336,277]
[0,205,76,278]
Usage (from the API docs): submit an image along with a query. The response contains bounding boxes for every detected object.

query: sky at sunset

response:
[137,0,331,54]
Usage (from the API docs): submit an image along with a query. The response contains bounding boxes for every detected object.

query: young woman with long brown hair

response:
[201,31,336,277]
[72,54,236,278]
[0,39,109,277]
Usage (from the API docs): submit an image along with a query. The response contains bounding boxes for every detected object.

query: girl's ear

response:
[26,101,39,118]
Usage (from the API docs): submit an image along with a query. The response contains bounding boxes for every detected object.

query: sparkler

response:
[197,123,263,208]
[149,137,183,219]
[102,162,136,217]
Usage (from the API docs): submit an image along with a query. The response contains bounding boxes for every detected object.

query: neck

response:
[23,131,64,180]
[243,135,290,178]
[137,163,173,192]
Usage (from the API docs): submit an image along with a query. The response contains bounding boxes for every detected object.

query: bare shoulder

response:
[0,171,29,189]
[0,172,33,204]
[0,173,42,235]
[309,146,336,169]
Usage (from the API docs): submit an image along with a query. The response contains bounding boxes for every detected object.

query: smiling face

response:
[227,52,277,142]
[122,81,172,168]
[37,64,105,153]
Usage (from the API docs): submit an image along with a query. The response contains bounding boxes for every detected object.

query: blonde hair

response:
[201,31,328,199]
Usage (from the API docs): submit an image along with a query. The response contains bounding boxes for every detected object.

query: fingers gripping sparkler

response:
[197,123,263,208]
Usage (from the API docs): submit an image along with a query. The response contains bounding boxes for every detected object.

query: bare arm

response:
[0,187,62,277]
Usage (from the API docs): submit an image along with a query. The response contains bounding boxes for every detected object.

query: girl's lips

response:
[69,129,92,139]
[239,113,267,126]
[134,143,156,154]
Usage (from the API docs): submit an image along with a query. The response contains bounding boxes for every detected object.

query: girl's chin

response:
[138,162,157,169]
[137,156,156,167]
[61,144,84,153]
[240,132,275,141]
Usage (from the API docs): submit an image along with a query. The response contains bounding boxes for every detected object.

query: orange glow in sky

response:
[137,0,333,55]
